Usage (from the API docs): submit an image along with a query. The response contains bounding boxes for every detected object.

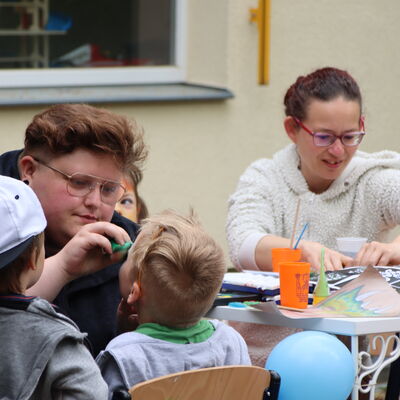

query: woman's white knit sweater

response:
[226,144,400,269]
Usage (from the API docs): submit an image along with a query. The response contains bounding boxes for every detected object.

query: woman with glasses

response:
[0,103,148,357]
[227,66,400,272]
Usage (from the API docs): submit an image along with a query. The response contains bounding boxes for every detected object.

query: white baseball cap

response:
[0,175,47,270]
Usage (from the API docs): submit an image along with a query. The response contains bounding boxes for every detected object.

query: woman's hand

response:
[350,241,400,267]
[298,240,352,271]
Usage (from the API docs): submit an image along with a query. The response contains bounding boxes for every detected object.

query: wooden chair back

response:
[128,365,280,400]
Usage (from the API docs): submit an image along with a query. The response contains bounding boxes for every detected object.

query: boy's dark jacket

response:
[0,149,139,356]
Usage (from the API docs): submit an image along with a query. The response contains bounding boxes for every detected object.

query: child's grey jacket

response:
[0,296,108,400]
[97,319,251,399]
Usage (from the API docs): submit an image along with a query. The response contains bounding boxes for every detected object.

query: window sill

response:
[0,82,234,106]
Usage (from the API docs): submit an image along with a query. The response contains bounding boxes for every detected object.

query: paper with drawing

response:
[254,266,400,319]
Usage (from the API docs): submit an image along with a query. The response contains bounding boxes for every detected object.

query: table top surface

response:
[207,305,400,336]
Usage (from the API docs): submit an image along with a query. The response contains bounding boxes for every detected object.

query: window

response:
[0,0,186,88]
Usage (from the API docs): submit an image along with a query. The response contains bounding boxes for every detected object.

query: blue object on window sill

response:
[45,12,72,31]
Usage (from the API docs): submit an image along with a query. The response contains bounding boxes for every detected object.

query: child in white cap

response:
[0,176,107,400]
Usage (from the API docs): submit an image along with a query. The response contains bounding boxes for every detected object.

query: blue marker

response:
[228,302,248,308]
[294,223,309,249]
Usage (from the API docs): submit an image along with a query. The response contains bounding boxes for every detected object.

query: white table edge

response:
[206,306,400,336]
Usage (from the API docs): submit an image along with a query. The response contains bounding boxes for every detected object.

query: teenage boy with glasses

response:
[0,103,148,356]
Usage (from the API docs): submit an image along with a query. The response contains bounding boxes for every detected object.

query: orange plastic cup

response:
[271,248,302,272]
[279,262,311,309]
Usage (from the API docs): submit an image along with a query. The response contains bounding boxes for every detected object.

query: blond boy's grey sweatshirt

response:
[0,296,108,400]
[96,319,251,398]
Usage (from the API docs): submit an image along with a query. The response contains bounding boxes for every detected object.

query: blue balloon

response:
[265,331,355,400]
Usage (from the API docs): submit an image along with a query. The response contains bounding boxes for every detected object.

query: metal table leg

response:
[353,334,400,399]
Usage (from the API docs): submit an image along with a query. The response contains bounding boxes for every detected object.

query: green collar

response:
[135,319,215,344]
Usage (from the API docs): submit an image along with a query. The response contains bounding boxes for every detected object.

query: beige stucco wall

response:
[1,0,400,264]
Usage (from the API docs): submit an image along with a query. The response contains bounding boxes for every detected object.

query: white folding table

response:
[207,305,400,400]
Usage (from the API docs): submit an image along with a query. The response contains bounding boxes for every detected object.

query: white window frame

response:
[0,0,186,88]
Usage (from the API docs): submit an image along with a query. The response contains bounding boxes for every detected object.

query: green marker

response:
[313,247,330,305]
[110,240,133,253]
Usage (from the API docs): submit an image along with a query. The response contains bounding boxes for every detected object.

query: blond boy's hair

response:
[128,210,226,328]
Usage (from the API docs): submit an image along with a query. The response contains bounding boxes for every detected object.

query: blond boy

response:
[97,210,250,397]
